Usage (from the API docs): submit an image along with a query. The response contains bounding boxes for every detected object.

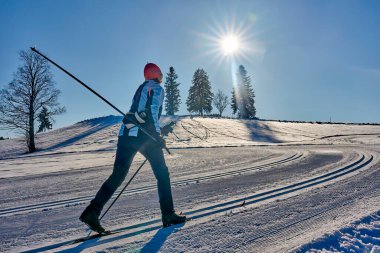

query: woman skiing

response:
[79,63,186,233]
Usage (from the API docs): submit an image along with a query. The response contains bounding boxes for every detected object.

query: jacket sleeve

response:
[150,84,164,134]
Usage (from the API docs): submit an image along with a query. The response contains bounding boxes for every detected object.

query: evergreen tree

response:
[37,107,53,133]
[164,66,181,115]
[231,88,238,115]
[213,90,229,117]
[233,65,256,119]
[186,69,214,116]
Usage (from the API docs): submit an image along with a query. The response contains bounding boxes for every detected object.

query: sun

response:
[220,35,240,55]
[195,17,265,65]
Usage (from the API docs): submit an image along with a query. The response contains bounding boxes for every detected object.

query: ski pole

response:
[30,47,170,154]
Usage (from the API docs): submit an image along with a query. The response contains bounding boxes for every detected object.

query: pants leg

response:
[89,139,138,214]
[139,142,174,215]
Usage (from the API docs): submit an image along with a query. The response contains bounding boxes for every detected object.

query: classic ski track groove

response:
[20,152,374,253]
[0,152,302,217]
[226,191,371,252]
[235,167,380,252]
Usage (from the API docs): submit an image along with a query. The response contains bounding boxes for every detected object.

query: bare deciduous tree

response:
[213,89,229,117]
[0,50,65,152]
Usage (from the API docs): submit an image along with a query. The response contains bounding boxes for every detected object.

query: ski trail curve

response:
[19,152,374,253]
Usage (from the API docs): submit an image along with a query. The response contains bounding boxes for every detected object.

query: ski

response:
[71,219,190,245]
[71,230,115,244]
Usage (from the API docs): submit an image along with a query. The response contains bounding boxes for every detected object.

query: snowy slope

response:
[1,116,380,178]
[1,116,380,252]
[3,116,380,155]
[1,115,380,159]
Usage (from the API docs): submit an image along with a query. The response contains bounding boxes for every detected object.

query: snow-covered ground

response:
[0,116,379,252]
[296,211,380,253]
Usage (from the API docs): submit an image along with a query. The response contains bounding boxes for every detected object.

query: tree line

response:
[0,49,256,153]
[165,65,256,119]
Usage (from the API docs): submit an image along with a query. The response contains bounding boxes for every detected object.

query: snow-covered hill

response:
[1,116,379,179]
[1,115,380,159]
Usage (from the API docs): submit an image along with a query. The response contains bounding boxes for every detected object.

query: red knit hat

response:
[144,63,162,80]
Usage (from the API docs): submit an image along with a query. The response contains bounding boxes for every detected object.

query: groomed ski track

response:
[1,146,377,252]
[0,152,302,217]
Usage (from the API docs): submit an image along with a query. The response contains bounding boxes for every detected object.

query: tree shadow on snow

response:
[243,120,282,143]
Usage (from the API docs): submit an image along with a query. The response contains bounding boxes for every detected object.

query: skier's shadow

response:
[54,236,102,253]
[140,223,184,253]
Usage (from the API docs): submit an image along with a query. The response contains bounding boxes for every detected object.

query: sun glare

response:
[195,16,265,66]
[221,35,240,55]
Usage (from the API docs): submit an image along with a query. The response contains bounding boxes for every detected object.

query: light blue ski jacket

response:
[119,80,164,137]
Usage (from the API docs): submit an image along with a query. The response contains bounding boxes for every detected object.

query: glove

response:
[122,114,135,125]
[160,121,175,137]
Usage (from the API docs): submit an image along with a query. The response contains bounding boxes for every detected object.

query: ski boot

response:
[162,212,187,227]
[79,207,106,234]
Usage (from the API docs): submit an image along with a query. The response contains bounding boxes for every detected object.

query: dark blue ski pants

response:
[89,134,174,215]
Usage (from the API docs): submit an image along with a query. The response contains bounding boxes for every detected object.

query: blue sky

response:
[1,0,379,136]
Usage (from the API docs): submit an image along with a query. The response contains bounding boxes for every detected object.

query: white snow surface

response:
[296,211,380,253]
[1,116,380,252]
